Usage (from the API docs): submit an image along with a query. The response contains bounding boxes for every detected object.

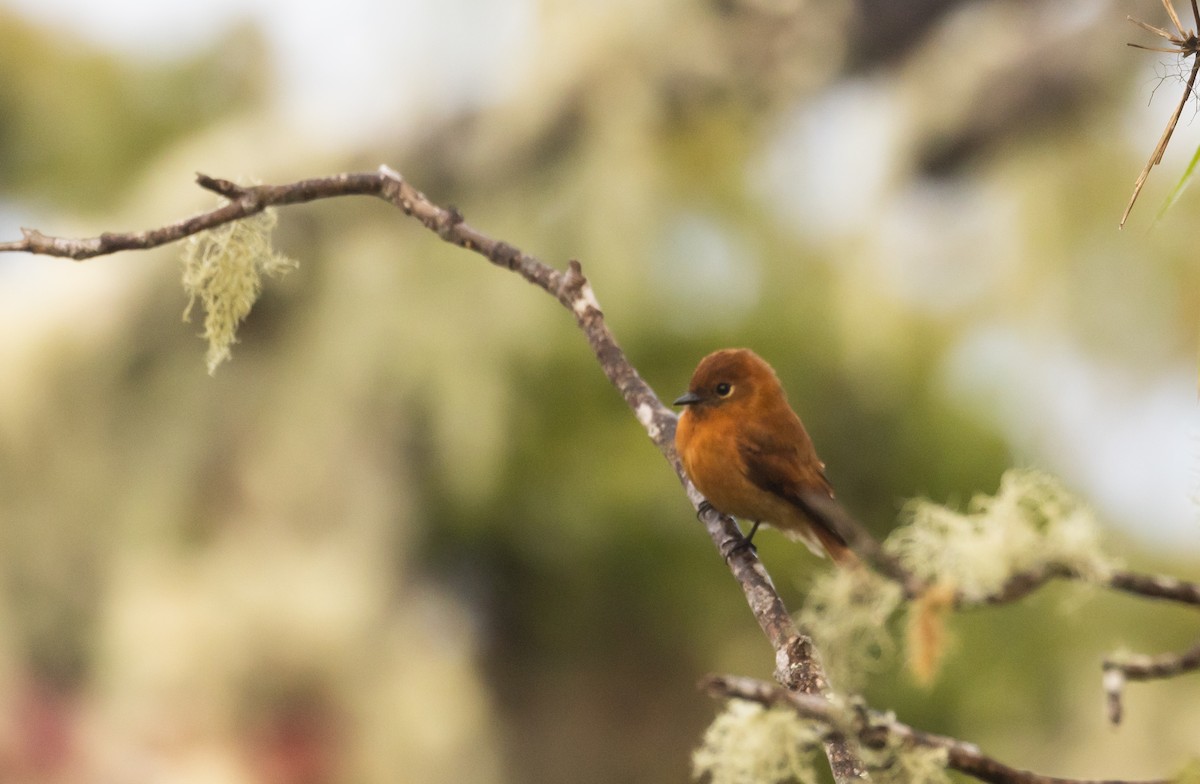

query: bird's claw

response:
[727,536,757,557]
[721,528,759,561]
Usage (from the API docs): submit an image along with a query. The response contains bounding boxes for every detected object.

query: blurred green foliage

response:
[0,2,1197,783]
[0,10,266,211]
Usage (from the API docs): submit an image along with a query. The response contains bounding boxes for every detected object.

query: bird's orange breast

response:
[676,408,794,525]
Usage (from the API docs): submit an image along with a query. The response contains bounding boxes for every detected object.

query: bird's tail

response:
[781,517,860,567]
[811,523,860,568]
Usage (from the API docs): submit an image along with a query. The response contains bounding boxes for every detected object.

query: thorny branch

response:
[2,167,1197,778]
[1122,0,1200,227]
[702,674,1169,784]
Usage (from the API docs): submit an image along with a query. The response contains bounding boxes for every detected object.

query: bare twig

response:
[702,674,1169,784]
[0,166,867,782]
[1108,568,1200,605]
[1103,639,1200,725]
[1122,0,1200,228]
[944,560,1200,725]
[951,564,1200,609]
[952,562,1200,726]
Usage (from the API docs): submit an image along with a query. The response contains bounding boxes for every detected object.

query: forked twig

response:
[1102,639,1200,725]
[1122,0,1200,227]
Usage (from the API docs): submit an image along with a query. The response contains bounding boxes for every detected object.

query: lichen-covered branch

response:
[0,166,866,782]
[0,173,381,259]
[892,477,1200,725]
[702,674,1170,784]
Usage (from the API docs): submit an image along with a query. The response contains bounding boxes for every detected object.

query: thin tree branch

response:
[1107,568,1200,605]
[953,563,1200,726]
[702,674,1169,784]
[952,564,1200,609]
[0,166,867,782]
[1102,639,1200,725]
[0,174,382,259]
[1102,567,1200,717]
[949,560,1200,724]
[959,563,1078,607]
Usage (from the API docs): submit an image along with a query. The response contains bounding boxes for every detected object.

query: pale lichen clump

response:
[693,699,953,784]
[885,469,1117,605]
[692,700,823,784]
[180,209,297,374]
[799,566,904,690]
[860,724,951,784]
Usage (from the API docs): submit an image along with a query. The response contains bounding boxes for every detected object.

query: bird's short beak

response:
[673,391,702,407]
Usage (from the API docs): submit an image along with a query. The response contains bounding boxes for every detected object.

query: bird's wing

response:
[737,420,847,547]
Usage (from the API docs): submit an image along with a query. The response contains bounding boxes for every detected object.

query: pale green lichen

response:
[693,699,953,784]
[861,725,951,784]
[692,700,823,784]
[180,209,296,374]
[884,469,1117,605]
[799,566,904,691]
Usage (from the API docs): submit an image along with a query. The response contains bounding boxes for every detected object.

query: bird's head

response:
[673,348,785,413]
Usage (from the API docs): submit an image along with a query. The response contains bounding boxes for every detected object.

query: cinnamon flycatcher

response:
[674,348,855,565]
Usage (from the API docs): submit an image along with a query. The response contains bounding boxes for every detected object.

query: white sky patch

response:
[651,212,761,332]
[750,76,903,240]
[868,179,1019,315]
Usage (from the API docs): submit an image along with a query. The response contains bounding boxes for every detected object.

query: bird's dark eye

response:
[715,382,733,397]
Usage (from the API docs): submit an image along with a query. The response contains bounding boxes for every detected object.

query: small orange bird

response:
[674,348,856,566]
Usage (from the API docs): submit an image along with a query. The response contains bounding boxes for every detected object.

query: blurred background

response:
[0,0,1198,781]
